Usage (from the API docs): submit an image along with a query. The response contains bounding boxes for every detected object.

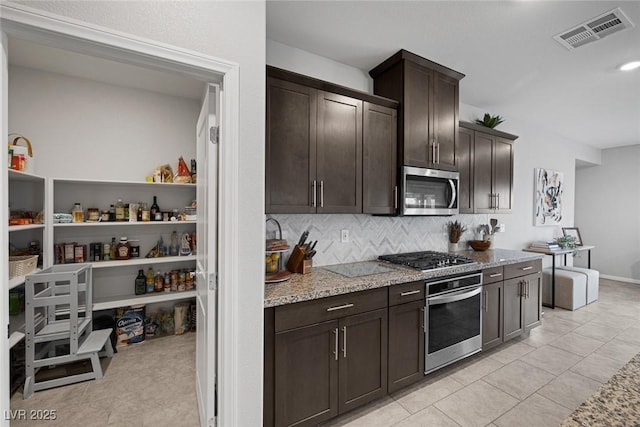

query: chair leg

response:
[90,353,103,380]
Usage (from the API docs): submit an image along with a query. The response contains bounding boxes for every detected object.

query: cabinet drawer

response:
[388,281,425,306]
[275,287,387,332]
[483,267,504,285]
[504,260,542,280]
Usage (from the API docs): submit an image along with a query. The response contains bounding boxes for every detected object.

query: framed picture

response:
[562,227,583,245]
[534,168,564,226]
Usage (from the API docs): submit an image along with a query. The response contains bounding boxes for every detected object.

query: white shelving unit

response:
[49,178,198,311]
[7,170,48,349]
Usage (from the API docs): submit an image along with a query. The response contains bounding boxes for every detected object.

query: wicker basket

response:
[9,255,39,278]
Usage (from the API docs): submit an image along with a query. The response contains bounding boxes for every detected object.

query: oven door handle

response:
[428,286,482,306]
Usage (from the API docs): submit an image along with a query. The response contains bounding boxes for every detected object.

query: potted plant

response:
[475,113,504,129]
[446,220,467,252]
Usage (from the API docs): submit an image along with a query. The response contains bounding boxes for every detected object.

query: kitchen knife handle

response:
[312,180,317,208]
[342,326,347,358]
[320,180,324,208]
[333,328,339,361]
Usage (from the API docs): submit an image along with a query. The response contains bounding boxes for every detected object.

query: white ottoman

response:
[558,266,599,304]
[542,267,587,310]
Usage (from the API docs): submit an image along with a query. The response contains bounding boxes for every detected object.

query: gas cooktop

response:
[378,251,475,271]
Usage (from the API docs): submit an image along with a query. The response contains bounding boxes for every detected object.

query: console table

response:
[523,245,595,309]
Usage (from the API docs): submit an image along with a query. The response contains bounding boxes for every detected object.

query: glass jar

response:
[71,203,84,223]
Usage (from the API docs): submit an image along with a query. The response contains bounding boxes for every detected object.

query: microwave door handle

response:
[428,286,482,306]
[447,179,457,209]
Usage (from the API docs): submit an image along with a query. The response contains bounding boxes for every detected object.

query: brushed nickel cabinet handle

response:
[312,180,317,208]
[496,194,500,210]
[342,326,347,358]
[394,186,398,210]
[420,307,425,332]
[436,143,440,164]
[484,291,488,312]
[400,290,421,297]
[521,266,533,271]
[527,280,530,299]
[326,303,354,312]
[489,273,502,278]
[333,328,338,361]
[320,180,324,208]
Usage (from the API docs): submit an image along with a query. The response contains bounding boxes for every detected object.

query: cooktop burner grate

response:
[378,251,475,271]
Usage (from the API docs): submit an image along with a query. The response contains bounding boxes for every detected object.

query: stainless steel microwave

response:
[402,166,459,215]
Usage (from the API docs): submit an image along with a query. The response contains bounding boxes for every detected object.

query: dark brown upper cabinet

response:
[458,122,518,214]
[363,102,397,214]
[266,66,398,215]
[369,50,464,171]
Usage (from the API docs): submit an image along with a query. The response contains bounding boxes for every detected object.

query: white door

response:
[196,84,219,427]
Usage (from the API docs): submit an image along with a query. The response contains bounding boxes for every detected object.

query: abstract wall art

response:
[534,168,564,226]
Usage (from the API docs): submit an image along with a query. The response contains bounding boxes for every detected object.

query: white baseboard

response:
[601,274,640,285]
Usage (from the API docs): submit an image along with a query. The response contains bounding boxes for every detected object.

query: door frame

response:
[0,4,240,427]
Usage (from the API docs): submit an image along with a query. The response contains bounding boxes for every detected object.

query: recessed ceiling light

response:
[620,61,640,71]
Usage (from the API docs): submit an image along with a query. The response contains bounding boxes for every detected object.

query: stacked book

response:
[528,240,560,251]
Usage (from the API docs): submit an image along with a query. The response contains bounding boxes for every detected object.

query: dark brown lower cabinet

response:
[388,300,425,393]
[273,308,387,427]
[503,277,525,342]
[481,281,503,350]
[523,273,542,331]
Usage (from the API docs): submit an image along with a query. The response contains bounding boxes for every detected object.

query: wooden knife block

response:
[286,245,312,274]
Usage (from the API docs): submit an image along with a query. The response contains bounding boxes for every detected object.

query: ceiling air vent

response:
[554,7,635,50]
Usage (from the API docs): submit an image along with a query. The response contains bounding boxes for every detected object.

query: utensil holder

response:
[286,245,312,274]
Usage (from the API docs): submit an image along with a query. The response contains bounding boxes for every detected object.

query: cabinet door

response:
[266,77,317,213]
[363,102,397,214]
[482,282,503,350]
[523,273,542,332]
[503,277,524,342]
[457,126,474,213]
[472,132,495,213]
[338,308,388,414]
[493,137,514,213]
[317,91,363,213]
[403,61,432,168]
[388,300,425,393]
[433,72,458,170]
[275,320,339,427]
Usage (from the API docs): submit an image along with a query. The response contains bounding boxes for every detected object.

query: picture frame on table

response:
[562,227,583,246]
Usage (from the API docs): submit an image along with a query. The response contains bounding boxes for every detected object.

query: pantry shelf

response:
[8,224,46,232]
[8,168,46,183]
[52,177,196,188]
[60,255,197,270]
[93,289,197,311]
[53,220,196,228]
[8,269,42,290]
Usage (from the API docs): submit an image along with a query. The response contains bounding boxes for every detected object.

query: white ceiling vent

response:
[554,7,635,50]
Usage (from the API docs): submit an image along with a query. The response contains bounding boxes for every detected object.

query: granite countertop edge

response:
[264,248,543,308]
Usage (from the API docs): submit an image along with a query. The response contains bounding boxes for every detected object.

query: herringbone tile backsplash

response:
[267,214,487,267]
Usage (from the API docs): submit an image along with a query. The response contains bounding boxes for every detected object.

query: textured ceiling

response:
[267,1,640,149]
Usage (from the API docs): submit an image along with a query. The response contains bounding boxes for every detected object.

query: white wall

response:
[576,146,640,282]
[266,40,602,272]
[15,2,266,425]
[9,66,199,180]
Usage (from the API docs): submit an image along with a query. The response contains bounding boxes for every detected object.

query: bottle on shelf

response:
[154,270,163,293]
[116,237,131,260]
[110,237,117,260]
[115,199,125,222]
[164,272,171,292]
[137,203,143,222]
[150,196,160,221]
[72,203,84,223]
[141,203,150,222]
[190,159,197,184]
[170,231,179,256]
[146,267,155,293]
[124,204,130,222]
[135,270,146,295]
[109,204,116,222]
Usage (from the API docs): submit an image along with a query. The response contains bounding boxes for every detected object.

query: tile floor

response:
[9,278,640,427]
[9,332,199,427]
[322,278,640,427]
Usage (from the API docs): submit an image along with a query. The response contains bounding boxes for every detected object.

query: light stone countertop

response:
[264,248,543,308]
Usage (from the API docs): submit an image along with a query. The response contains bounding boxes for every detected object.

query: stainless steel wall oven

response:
[424,272,482,374]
